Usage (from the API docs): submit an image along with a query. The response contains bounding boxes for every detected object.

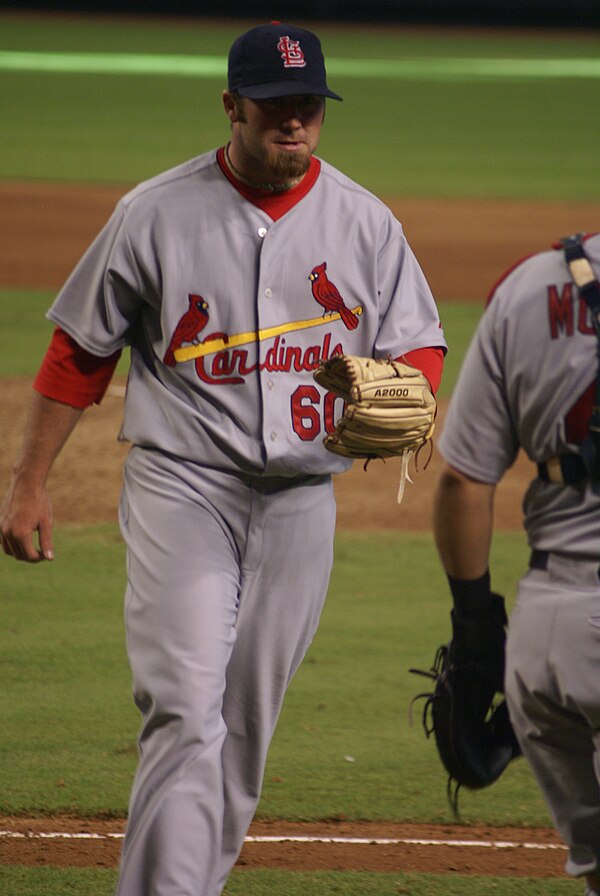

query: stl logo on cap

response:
[277,35,307,69]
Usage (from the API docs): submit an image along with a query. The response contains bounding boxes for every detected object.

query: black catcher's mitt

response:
[410,593,521,813]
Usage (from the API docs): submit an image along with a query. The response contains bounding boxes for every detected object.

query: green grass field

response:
[0,867,586,896]
[1,11,598,895]
[1,12,598,197]
[1,527,541,824]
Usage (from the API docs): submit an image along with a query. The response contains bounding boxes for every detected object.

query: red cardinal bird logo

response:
[309,262,359,331]
[163,294,210,366]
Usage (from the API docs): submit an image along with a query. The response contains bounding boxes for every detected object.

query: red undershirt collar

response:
[216,146,321,221]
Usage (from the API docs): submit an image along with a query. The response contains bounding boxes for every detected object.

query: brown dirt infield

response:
[0,815,569,877]
[2,179,599,877]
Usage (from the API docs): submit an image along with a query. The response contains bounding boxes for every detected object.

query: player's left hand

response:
[313,354,436,460]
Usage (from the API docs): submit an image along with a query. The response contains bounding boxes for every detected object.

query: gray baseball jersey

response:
[47,149,445,477]
[440,233,600,556]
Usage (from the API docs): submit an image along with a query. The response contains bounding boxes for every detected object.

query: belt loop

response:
[529,550,549,570]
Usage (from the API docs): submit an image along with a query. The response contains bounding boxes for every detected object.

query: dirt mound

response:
[0,379,534,529]
[2,180,599,301]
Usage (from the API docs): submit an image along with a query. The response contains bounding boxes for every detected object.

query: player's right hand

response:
[0,477,55,563]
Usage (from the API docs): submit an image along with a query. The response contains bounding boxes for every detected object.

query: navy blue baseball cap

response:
[227,23,342,101]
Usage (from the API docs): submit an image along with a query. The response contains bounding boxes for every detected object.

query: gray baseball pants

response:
[505,553,600,881]
[114,446,336,895]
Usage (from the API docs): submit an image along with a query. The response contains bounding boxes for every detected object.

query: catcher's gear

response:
[313,355,436,500]
[410,593,521,814]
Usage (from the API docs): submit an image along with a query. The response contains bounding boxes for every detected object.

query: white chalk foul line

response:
[0,829,567,850]
[246,836,567,850]
[0,830,124,840]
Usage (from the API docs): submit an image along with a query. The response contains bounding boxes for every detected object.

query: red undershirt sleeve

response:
[34,327,122,409]
[398,347,445,393]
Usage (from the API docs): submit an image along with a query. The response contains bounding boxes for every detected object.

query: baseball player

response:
[433,232,600,895]
[0,23,446,896]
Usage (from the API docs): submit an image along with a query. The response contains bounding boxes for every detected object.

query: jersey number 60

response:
[291,385,341,442]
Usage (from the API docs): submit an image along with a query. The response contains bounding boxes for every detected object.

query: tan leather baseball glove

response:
[313,354,436,465]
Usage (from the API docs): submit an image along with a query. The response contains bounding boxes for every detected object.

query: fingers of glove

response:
[316,355,388,385]
[345,356,425,384]
[313,366,352,401]
[337,434,430,454]
[325,430,428,455]
[314,355,423,391]
[413,644,520,791]
[337,421,435,453]
[431,695,514,789]
[321,436,371,458]
[344,406,435,436]
[344,356,396,382]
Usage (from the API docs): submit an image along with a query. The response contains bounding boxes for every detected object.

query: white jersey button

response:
[257,226,268,238]
[264,288,272,298]
[269,431,277,441]
[267,380,275,391]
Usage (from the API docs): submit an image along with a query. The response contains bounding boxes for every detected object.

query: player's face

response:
[224,92,325,184]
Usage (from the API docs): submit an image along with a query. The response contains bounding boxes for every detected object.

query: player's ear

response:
[222,90,236,121]
[223,90,246,124]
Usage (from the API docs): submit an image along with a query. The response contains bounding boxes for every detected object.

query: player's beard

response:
[269,144,312,179]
